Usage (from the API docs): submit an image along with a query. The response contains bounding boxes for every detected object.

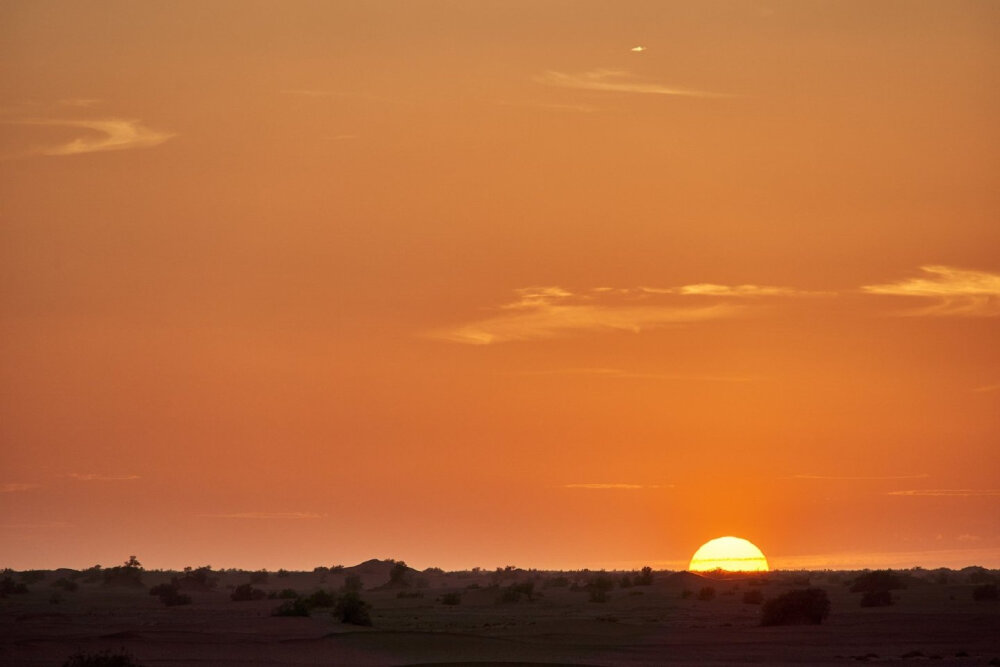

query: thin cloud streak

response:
[973,382,1000,393]
[862,265,1000,316]
[0,483,39,493]
[66,473,140,481]
[887,489,1000,497]
[563,483,671,490]
[536,69,730,98]
[12,118,175,156]
[202,512,324,520]
[431,281,820,345]
[793,473,929,480]
[514,368,754,382]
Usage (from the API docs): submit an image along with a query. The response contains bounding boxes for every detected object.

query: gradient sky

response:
[2,1,998,572]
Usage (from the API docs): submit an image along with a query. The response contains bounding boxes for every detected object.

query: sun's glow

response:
[689,536,769,572]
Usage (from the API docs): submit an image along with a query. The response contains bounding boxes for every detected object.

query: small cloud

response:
[957,534,982,542]
[0,482,39,493]
[887,489,1000,497]
[58,98,102,108]
[862,265,1000,316]
[67,473,140,481]
[514,368,754,382]
[973,382,1000,393]
[630,46,646,52]
[11,118,175,156]
[793,473,929,481]
[430,286,742,345]
[563,483,671,490]
[202,512,324,520]
[536,69,729,98]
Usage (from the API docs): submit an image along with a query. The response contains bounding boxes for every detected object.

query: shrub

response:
[313,566,330,575]
[342,574,363,593]
[335,591,372,625]
[81,565,103,584]
[587,575,614,603]
[176,566,217,591]
[698,586,716,601]
[635,566,654,586]
[1,576,30,597]
[62,649,145,666]
[973,584,998,602]
[304,589,336,608]
[620,574,633,588]
[277,588,299,599]
[52,578,79,592]
[498,581,535,603]
[761,588,831,626]
[860,590,893,607]
[249,569,269,584]
[272,598,310,617]
[388,561,411,588]
[441,592,461,605]
[102,556,144,588]
[850,570,905,594]
[148,582,191,606]
[276,569,290,578]
[743,590,764,605]
[231,583,266,601]
[20,570,46,584]
[544,576,570,588]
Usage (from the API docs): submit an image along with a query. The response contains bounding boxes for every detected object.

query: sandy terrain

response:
[1,563,998,666]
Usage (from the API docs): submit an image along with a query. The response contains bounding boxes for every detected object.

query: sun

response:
[689,536,769,572]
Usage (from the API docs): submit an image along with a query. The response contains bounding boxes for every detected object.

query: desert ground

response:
[1,561,998,666]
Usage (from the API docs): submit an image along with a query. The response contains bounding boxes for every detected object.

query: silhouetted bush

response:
[102,556,144,588]
[81,565,102,584]
[231,583,266,601]
[275,588,299,599]
[342,574,363,593]
[760,588,830,626]
[860,590,893,607]
[973,584,999,601]
[698,586,716,601]
[619,574,633,588]
[681,589,693,599]
[272,598,310,617]
[545,576,570,588]
[313,566,330,575]
[20,570,46,584]
[635,566,654,586]
[850,570,906,594]
[249,569,269,584]
[304,589,336,608]
[62,649,144,667]
[176,566,217,591]
[335,591,372,625]
[587,575,614,603]
[441,592,461,605]
[388,561,412,588]
[1,576,29,597]
[743,590,764,605]
[148,582,191,606]
[498,581,535,603]
[52,577,79,592]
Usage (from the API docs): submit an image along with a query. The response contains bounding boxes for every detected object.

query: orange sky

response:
[1,1,998,572]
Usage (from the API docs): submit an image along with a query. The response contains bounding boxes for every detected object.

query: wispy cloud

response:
[888,489,1000,497]
[58,98,102,108]
[431,286,742,345]
[973,382,1000,393]
[793,473,929,481]
[202,512,324,520]
[430,282,820,345]
[514,368,754,382]
[862,265,1000,316]
[66,473,140,481]
[536,69,729,98]
[563,483,671,490]
[0,482,39,493]
[12,118,175,156]
[497,100,598,113]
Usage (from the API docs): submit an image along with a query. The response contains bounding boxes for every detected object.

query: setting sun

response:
[689,536,770,572]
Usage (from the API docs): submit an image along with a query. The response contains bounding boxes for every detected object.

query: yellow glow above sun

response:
[689,536,769,572]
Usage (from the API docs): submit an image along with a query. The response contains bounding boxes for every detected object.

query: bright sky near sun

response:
[1,1,998,571]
